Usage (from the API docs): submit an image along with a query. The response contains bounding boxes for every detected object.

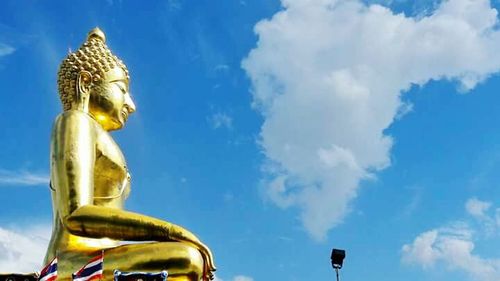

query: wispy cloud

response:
[233,276,253,281]
[208,112,233,130]
[0,169,49,186]
[399,186,423,219]
[0,43,15,57]
[167,0,182,11]
[402,198,500,281]
[215,275,254,281]
[0,224,51,273]
[214,64,230,72]
[466,197,492,218]
[242,0,500,241]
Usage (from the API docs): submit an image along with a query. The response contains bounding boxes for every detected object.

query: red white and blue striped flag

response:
[39,257,58,281]
[72,253,104,281]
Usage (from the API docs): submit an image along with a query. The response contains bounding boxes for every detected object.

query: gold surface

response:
[44,27,215,281]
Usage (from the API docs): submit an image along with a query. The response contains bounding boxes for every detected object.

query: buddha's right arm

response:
[65,205,216,271]
[65,205,215,270]
[64,204,184,241]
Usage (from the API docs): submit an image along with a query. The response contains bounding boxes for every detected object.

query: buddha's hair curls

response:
[57,28,129,111]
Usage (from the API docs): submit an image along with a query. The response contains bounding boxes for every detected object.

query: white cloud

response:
[0,225,51,273]
[402,230,441,268]
[402,225,500,281]
[0,169,49,186]
[466,198,492,218]
[0,43,15,57]
[209,112,233,130]
[242,0,500,240]
[402,199,500,281]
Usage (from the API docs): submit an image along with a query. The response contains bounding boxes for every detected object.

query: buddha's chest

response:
[93,130,129,206]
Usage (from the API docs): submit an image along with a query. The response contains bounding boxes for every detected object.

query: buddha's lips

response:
[121,109,128,121]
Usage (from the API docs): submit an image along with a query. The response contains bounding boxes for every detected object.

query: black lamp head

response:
[331,248,346,269]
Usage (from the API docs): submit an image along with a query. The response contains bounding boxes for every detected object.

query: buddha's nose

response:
[124,93,136,114]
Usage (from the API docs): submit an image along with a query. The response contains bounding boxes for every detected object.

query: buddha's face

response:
[88,67,136,131]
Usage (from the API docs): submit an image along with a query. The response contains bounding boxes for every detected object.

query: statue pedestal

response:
[0,270,169,281]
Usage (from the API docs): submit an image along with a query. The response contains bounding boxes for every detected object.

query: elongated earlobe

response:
[76,71,92,111]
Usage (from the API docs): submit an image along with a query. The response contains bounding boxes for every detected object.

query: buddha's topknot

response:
[57,27,129,111]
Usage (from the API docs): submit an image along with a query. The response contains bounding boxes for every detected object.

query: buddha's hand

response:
[168,224,217,277]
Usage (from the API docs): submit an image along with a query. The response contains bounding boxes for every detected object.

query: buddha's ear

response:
[76,71,92,111]
[77,71,92,95]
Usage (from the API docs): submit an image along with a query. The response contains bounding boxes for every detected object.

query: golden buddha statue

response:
[43,28,215,281]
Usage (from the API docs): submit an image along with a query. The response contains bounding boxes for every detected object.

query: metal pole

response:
[335,267,340,281]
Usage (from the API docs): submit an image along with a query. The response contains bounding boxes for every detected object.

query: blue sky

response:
[2,0,500,280]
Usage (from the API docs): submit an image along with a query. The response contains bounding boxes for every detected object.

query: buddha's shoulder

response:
[53,110,98,131]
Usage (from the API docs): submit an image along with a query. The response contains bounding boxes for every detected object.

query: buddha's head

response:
[58,27,136,131]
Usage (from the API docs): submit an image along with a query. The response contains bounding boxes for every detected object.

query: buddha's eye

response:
[116,82,127,94]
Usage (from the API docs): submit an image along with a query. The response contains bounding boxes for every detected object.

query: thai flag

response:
[72,253,104,281]
[39,257,58,281]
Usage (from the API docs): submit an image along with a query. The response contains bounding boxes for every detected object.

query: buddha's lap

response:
[58,242,204,276]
